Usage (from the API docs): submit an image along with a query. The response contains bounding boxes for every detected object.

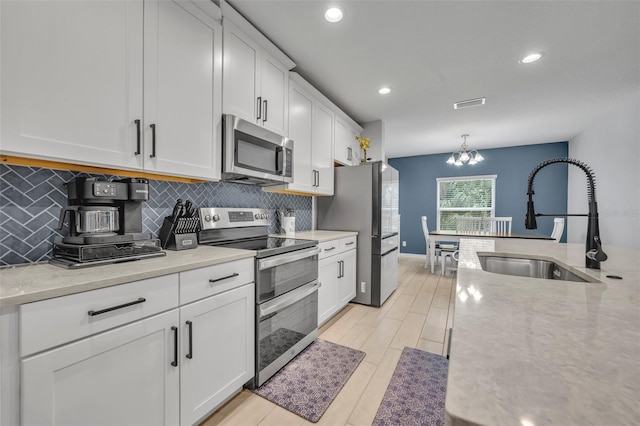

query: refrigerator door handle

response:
[381,246,399,257]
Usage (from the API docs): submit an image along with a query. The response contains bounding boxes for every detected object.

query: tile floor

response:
[201,256,455,426]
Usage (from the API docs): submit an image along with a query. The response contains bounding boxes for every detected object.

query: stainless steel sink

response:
[477,254,598,283]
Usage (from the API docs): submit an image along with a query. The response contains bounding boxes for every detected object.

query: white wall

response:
[361,120,386,162]
[568,90,640,250]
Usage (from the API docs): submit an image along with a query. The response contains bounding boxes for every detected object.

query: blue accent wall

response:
[388,142,568,255]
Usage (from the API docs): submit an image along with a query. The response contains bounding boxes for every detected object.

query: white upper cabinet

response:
[265,74,334,196]
[313,101,335,195]
[143,0,223,180]
[287,82,314,189]
[222,19,291,136]
[334,113,363,166]
[0,0,222,180]
[0,0,144,170]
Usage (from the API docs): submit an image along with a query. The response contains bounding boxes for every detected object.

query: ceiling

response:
[226,1,640,159]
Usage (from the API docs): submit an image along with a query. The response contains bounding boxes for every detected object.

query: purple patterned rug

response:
[253,339,365,423]
[373,347,449,426]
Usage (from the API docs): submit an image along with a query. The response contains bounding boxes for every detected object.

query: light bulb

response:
[520,52,543,64]
[325,7,343,22]
[475,152,484,162]
[454,159,463,166]
[447,154,456,164]
[460,151,469,162]
[469,157,478,165]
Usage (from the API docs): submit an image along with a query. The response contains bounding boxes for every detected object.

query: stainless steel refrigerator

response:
[317,161,400,306]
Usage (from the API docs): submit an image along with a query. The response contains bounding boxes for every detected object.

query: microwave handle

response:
[275,146,285,176]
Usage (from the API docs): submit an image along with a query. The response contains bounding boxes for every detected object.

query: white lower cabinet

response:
[318,237,357,325]
[22,309,180,425]
[18,260,256,426]
[179,283,254,426]
[318,260,339,325]
[337,249,357,307]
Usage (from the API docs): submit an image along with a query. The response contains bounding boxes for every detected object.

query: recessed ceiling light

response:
[520,52,544,64]
[325,7,343,23]
[378,87,391,95]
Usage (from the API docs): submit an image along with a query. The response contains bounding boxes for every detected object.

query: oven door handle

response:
[259,280,320,318]
[258,246,321,270]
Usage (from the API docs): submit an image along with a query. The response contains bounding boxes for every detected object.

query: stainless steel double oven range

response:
[198,207,320,388]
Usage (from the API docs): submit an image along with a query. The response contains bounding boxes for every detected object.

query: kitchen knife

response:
[184,200,193,218]
[171,199,183,222]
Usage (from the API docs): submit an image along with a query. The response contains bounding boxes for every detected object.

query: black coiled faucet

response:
[525,157,608,269]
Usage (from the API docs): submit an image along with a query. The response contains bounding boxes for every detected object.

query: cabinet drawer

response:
[20,274,179,357]
[340,236,357,251]
[318,240,341,259]
[318,236,357,260]
[179,258,254,305]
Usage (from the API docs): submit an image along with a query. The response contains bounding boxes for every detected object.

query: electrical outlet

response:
[360,282,366,293]
[402,241,406,247]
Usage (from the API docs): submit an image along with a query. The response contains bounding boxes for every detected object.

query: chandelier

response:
[446,134,484,166]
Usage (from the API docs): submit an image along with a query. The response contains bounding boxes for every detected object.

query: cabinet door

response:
[334,116,354,166]
[222,22,259,124]
[144,0,222,180]
[179,283,254,426]
[288,83,314,189]
[260,53,289,136]
[1,0,143,170]
[338,249,357,306]
[313,102,335,195]
[318,259,339,325]
[22,310,179,426]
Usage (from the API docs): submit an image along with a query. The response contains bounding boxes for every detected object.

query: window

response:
[436,175,496,231]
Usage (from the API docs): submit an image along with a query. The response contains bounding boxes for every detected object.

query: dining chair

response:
[551,217,565,242]
[487,217,512,234]
[455,216,485,233]
[422,216,455,274]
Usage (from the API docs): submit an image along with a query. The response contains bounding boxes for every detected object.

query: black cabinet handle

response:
[88,297,146,317]
[256,96,262,120]
[186,321,193,359]
[209,272,239,284]
[325,246,336,252]
[134,119,141,155]
[263,100,268,123]
[171,326,178,367]
[345,241,355,246]
[150,123,156,158]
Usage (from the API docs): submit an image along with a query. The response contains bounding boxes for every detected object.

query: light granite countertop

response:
[271,229,358,242]
[0,246,255,308]
[0,230,356,308]
[445,239,640,426]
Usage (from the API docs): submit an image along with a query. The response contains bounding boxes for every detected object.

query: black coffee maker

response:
[51,177,165,268]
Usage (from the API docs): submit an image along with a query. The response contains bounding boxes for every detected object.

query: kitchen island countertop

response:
[446,238,640,425]
[0,246,255,307]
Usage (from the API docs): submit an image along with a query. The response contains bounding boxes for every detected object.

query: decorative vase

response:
[361,148,367,163]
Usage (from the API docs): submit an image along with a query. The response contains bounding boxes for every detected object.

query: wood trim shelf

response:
[0,155,208,184]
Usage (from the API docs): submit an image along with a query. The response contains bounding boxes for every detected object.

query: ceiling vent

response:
[454,97,486,109]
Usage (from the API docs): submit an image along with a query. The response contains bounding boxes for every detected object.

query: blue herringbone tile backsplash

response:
[0,164,312,266]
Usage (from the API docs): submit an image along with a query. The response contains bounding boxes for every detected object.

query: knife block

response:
[158,216,199,250]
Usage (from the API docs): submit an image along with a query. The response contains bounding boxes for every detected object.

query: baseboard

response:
[399,253,425,259]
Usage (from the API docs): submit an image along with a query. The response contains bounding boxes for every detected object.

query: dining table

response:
[428,230,554,274]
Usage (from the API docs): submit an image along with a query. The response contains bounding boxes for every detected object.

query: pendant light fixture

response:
[446,134,484,166]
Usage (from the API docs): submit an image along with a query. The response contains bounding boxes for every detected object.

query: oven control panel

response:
[199,207,271,230]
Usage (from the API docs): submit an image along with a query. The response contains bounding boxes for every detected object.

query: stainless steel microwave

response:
[222,114,293,186]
